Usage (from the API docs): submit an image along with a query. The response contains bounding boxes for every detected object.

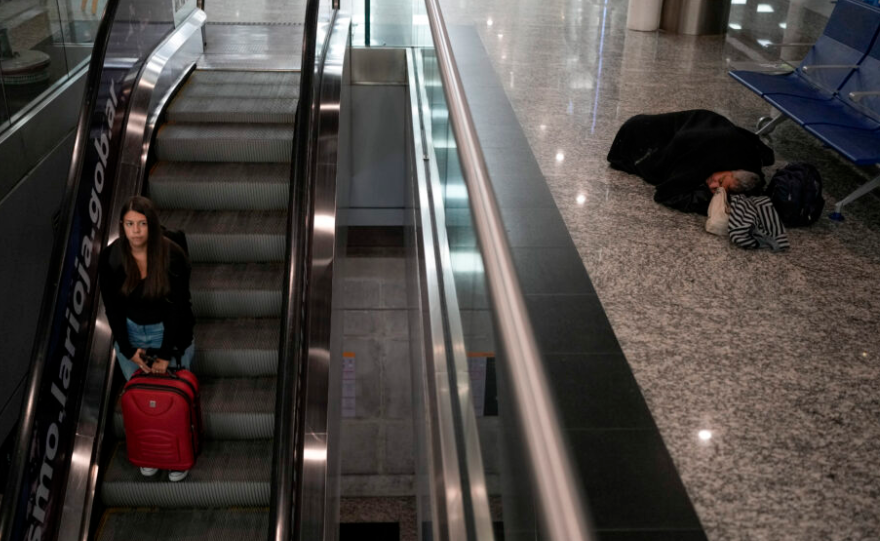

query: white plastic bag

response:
[705,187,729,236]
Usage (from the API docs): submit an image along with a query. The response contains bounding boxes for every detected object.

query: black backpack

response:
[765,163,825,227]
[161,226,189,257]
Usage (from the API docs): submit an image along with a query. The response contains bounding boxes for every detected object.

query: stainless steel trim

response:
[117,9,206,189]
[136,62,197,177]
[406,49,468,541]
[296,13,349,541]
[350,48,407,85]
[415,48,495,541]
[849,90,880,102]
[270,0,340,539]
[420,0,595,539]
[801,64,859,72]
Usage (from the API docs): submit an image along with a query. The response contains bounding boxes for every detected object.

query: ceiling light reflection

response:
[576,194,586,205]
[555,152,565,162]
[445,184,468,200]
[729,23,742,30]
[487,18,494,26]
[451,251,485,273]
[779,22,787,29]
[698,430,713,441]
[757,4,774,12]
[304,447,327,462]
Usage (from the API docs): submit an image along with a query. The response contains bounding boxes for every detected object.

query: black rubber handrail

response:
[0,0,122,537]
[268,0,333,539]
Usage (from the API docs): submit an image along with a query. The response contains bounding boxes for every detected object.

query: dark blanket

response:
[606,110,775,214]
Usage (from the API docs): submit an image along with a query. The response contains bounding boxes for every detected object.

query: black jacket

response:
[99,238,194,360]
[607,110,775,214]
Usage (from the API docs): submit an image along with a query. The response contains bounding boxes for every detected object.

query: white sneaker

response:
[168,470,189,482]
[140,467,158,477]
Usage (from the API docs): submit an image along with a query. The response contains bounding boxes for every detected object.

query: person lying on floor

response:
[606,109,774,214]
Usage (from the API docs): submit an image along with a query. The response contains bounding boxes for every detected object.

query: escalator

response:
[95,69,298,538]
[0,0,345,538]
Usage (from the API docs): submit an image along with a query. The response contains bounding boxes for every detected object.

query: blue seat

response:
[729,0,880,220]
[804,124,880,164]
[763,93,880,129]
[729,0,880,99]
[765,29,880,129]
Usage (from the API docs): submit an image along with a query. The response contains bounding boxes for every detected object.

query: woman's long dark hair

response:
[119,196,169,298]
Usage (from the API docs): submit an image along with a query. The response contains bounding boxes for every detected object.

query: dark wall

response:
[0,123,78,453]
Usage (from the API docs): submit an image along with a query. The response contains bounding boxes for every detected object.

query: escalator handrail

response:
[420,0,596,540]
[269,0,334,539]
[0,0,123,538]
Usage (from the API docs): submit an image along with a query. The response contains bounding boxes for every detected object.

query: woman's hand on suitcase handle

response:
[151,358,170,374]
[132,348,153,374]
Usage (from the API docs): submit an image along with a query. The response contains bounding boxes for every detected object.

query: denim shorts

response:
[115,318,194,380]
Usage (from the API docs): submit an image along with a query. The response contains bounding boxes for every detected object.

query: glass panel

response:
[0,0,71,118]
[56,0,106,73]
[0,52,9,125]
[415,43,546,541]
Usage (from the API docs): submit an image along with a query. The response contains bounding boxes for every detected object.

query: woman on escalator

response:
[99,195,195,482]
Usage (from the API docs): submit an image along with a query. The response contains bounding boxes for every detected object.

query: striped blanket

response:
[728,195,790,252]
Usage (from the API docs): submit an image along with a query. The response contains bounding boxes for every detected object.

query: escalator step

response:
[192,318,279,377]
[100,440,272,507]
[155,123,294,163]
[114,377,276,440]
[96,508,268,541]
[167,97,297,124]
[159,210,286,263]
[189,70,300,87]
[191,262,284,319]
[150,162,289,211]
[180,79,299,100]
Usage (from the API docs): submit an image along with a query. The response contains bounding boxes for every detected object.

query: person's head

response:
[706,170,761,193]
[118,196,169,297]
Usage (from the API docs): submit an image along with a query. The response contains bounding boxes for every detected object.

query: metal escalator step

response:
[149,162,289,211]
[180,80,299,99]
[95,508,268,541]
[192,319,279,377]
[100,440,272,507]
[167,97,296,124]
[189,70,300,87]
[114,377,276,440]
[158,210,286,263]
[155,123,294,163]
[191,263,284,318]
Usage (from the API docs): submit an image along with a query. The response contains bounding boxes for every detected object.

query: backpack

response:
[161,226,189,257]
[765,163,825,227]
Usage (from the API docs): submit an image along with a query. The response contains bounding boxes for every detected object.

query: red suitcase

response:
[121,368,202,471]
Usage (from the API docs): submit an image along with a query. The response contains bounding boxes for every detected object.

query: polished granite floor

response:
[435,1,880,540]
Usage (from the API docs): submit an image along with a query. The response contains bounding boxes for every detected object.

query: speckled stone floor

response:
[435,0,880,540]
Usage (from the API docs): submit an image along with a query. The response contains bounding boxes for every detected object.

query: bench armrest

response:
[848,90,880,102]
[801,64,859,72]
[761,42,814,48]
